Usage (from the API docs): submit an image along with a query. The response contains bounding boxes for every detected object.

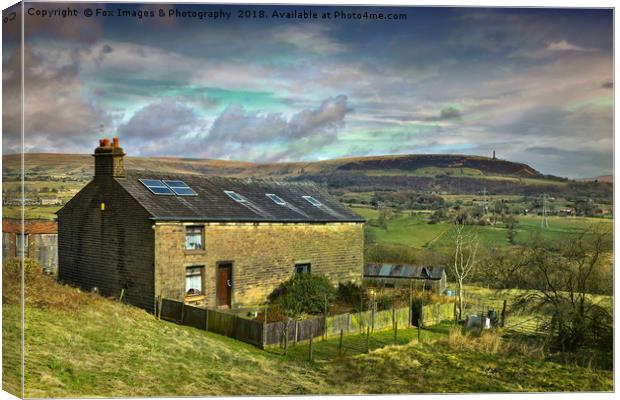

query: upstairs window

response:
[294,263,311,274]
[185,226,204,250]
[266,193,286,205]
[302,195,322,207]
[185,266,204,295]
[224,190,246,202]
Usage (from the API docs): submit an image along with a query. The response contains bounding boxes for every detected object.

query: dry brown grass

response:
[441,327,545,359]
[3,258,99,313]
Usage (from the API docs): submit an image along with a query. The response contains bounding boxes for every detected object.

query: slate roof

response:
[115,170,365,223]
[364,263,445,280]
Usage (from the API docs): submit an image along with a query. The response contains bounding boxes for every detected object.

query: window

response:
[15,233,28,258]
[185,266,204,295]
[302,195,322,207]
[185,226,204,250]
[266,193,286,205]
[294,263,311,274]
[224,190,246,202]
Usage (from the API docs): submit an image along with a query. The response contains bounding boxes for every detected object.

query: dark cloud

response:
[287,95,352,139]
[2,45,112,154]
[203,95,352,161]
[118,98,203,148]
[425,106,462,121]
[209,105,287,143]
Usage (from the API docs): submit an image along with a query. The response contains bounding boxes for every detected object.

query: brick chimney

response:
[93,137,125,177]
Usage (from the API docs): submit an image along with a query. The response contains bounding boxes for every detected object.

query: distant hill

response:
[576,175,613,183]
[4,153,543,178]
[2,152,611,200]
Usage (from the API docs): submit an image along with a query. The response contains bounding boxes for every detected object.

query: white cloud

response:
[547,40,597,52]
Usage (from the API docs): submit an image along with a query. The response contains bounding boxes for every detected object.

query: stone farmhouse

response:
[57,138,365,312]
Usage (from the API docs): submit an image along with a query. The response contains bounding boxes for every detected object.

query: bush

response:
[336,282,369,312]
[268,273,336,319]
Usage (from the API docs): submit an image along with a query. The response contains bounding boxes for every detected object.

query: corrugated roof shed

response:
[115,170,365,223]
[364,263,445,280]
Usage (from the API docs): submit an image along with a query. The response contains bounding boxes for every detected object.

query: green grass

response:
[354,207,612,250]
[269,322,453,363]
[2,290,612,397]
[3,206,60,219]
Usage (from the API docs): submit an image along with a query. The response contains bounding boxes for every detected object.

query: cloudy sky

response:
[2,3,613,178]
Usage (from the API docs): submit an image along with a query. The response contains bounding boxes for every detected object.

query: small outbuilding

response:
[2,218,58,275]
[363,263,447,294]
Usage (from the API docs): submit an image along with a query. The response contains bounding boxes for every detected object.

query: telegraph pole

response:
[540,193,549,229]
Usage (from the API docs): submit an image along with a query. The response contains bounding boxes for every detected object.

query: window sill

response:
[184,249,206,255]
[184,294,206,303]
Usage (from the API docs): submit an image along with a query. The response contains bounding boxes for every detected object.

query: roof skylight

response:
[224,190,246,202]
[266,193,286,205]
[302,195,322,207]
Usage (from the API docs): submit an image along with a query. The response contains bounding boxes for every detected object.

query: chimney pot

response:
[113,137,119,148]
[102,138,110,147]
[99,139,105,147]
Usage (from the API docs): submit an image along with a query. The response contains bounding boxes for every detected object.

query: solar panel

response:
[266,193,286,205]
[163,180,197,196]
[224,190,246,202]
[139,179,174,195]
[302,195,322,207]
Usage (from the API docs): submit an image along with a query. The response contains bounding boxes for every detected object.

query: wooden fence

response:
[159,299,264,347]
[159,298,454,348]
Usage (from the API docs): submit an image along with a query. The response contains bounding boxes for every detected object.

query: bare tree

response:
[511,227,612,356]
[450,222,479,320]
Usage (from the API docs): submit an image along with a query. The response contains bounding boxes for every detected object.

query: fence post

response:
[417,318,421,342]
[453,300,457,325]
[366,326,370,353]
[500,299,507,327]
[262,306,267,348]
[394,321,398,345]
[157,295,162,320]
[205,309,209,331]
[324,295,328,341]
[479,311,484,336]
[119,288,125,303]
[339,329,344,356]
[294,320,299,346]
[180,303,185,324]
[308,334,313,361]
[408,286,413,328]
[392,304,395,328]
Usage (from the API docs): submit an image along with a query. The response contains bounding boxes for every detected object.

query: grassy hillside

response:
[356,207,613,250]
[2,261,613,397]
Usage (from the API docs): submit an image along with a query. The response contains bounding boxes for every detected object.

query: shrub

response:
[268,273,336,319]
[336,282,369,312]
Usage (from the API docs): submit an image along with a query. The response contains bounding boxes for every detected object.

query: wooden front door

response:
[217,263,232,308]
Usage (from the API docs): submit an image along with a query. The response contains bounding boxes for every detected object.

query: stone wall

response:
[154,221,364,309]
[58,177,155,311]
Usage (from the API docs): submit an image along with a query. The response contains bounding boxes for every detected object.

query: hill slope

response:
[2,264,613,397]
[4,153,542,179]
[3,153,612,200]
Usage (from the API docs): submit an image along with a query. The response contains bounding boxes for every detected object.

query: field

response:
[355,206,613,250]
[2,271,613,397]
